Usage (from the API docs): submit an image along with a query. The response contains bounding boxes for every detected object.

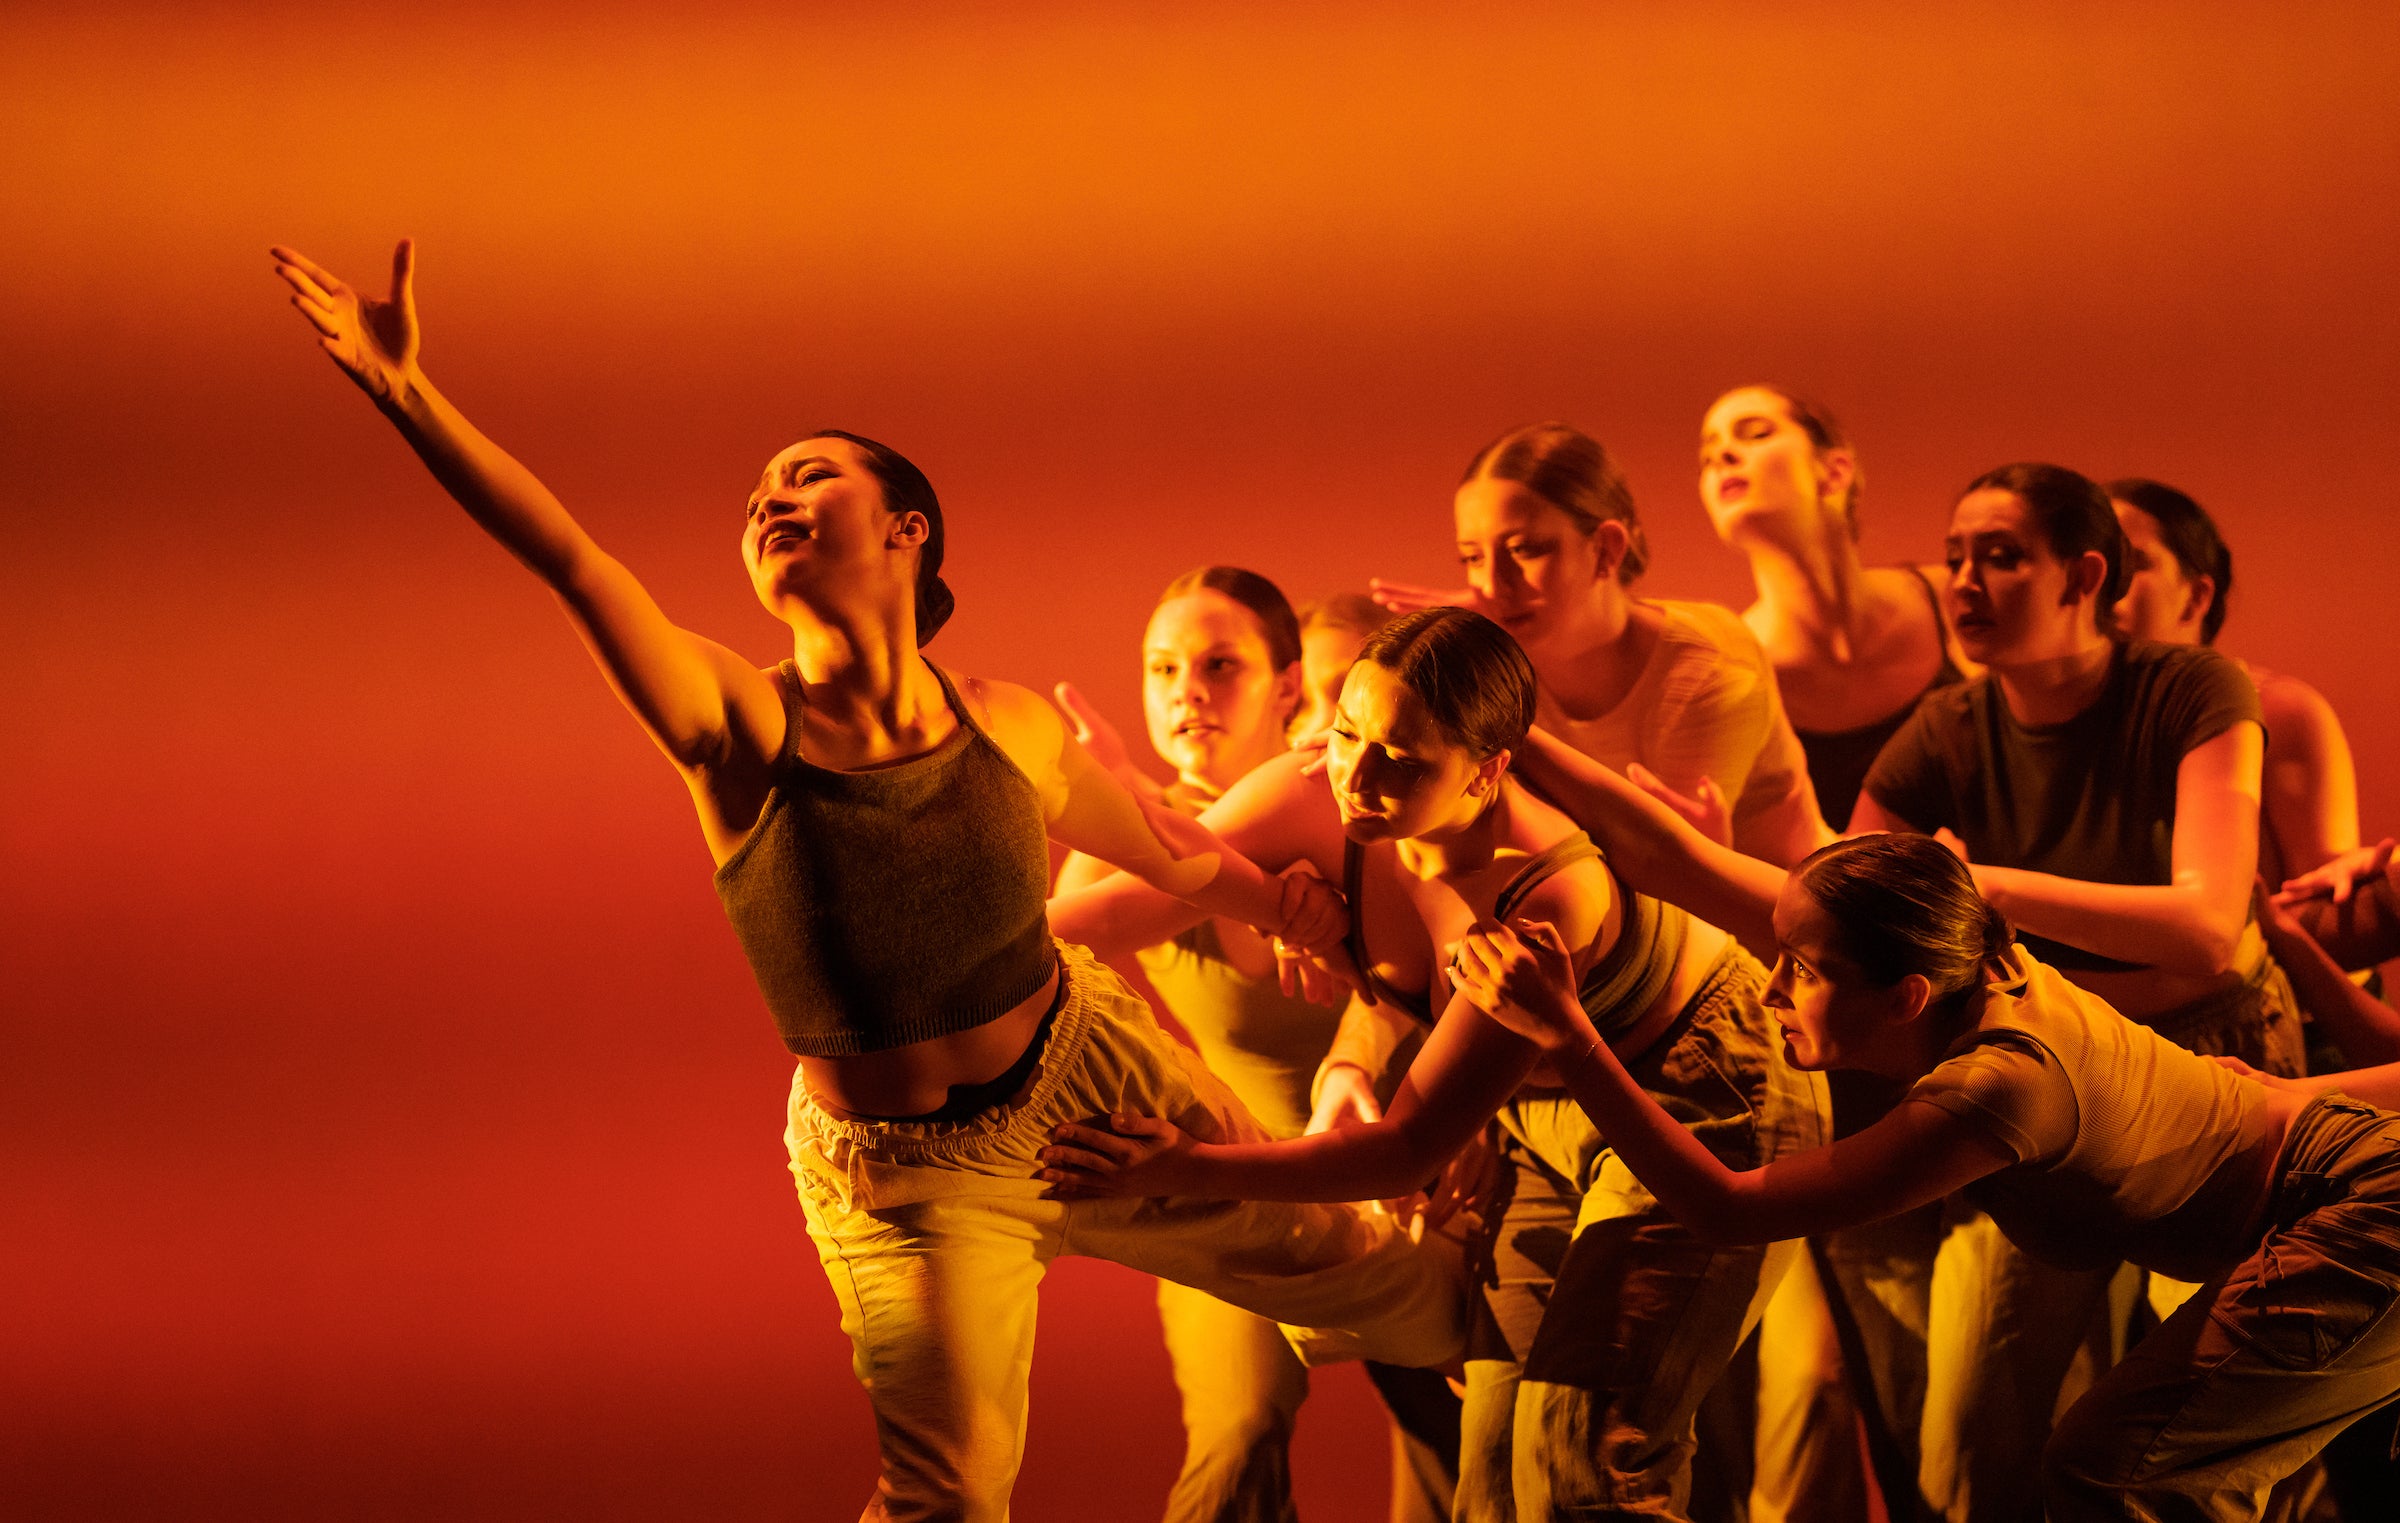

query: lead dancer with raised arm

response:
[1433,744,2400,1523]
[271,241,1461,1523]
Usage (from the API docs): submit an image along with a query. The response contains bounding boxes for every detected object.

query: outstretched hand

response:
[1367,578,1487,618]
[1307,1061,1383,1135]
[1404,1120,1498,1243]
[1627,764,1732,848]
[1055,682,1167,804]
[1272,927,1377,1009]
[2276,838,2397,908]
[1449,918,1595,1051]
[271,240,421,405]
[1273,867,1352,958]
[1039,1113,1204,1198]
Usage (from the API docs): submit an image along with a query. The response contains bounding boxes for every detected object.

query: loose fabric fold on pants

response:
[788,941,1466,1523]
[2044,1094,2400,1521]
[1453,947,1829,1522]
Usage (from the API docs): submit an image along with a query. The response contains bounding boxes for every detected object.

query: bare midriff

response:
[799,961,1064,1120]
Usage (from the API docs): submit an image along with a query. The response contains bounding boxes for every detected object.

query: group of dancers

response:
[273,240,2400,1523]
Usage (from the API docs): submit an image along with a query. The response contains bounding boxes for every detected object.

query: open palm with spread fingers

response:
[272,240,420,405]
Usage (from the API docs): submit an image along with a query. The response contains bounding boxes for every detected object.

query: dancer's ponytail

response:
[1793,834,2005,1004]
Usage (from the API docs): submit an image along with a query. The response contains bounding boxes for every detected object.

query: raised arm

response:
[1513,728,1785,956]
[271,241,774,771]
[1966,724,2262,975]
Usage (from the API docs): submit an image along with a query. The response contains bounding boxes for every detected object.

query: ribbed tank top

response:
[1341,831,1686,1042]
[713,660,1056,1057]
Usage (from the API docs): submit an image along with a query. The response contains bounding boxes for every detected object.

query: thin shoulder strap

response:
[1909,566,1966,681]
[921,660,984,738]
[1909,563,1945,618]
[772,660,808,767]
[1344,837,1371,972]
[1491,835,1604,923]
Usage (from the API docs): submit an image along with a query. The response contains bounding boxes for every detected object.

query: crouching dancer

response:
[1454,741,2400,1522]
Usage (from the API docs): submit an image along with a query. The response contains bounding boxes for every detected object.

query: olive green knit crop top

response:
[713,660,1057,1057]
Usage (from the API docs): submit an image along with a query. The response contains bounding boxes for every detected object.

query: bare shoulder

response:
[2246,663,2347,753]
[949,671,1067,774]
[1202,749,1346,872]
[1216,748,1326,811]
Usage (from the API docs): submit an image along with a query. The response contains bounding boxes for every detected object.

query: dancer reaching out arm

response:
[271,239,1461,1523]
[272,241,1333,969]
[1442,829,2400,1523]
[1045,607,1831,1519]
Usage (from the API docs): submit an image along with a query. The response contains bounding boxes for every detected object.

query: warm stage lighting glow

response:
[5,5,2396,1519]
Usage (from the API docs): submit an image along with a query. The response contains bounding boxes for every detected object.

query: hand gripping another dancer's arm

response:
[1448,917,2013,1245]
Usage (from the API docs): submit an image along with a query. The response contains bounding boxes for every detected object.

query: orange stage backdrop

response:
[5,4,2397,1518]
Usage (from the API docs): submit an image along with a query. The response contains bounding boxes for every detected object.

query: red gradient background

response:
[5,5,2397,1518]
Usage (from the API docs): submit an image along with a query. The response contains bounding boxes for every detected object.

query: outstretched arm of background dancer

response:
[1511,729,1785,956]
[1450,918,2014,1243]
[1048,748,1343,960]
[984,684,1344,953]
[2274,839,2400,970]
[269,241,779,773]
[2253,885,2400,1066]
[1937,724,2263,975]
[2257,674,2360,881]
[2218,1052,2400,1110]
[1041,982,1540,1203]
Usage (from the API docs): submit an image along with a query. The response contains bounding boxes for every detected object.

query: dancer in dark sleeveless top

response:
[272,240,1464,1523]
[1696,386,1971,834]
